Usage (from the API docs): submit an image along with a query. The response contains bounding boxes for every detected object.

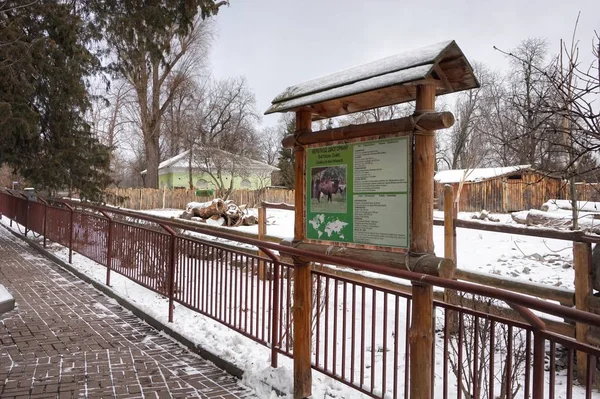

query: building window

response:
[196,179,209,189]
[508,174,522,180]
[240,179,252,188]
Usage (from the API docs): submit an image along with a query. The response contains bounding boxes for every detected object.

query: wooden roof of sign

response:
[265,40,479,120]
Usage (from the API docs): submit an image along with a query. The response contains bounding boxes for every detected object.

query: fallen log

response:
[187,199,226,219]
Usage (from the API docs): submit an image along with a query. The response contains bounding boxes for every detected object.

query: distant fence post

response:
[21,194,29,236]
[443,184,459,333]
[99,210,114,286]
[257,206,267,280]
[38,198,48,248]
[160,224,178,323]
[573,241,592,382]
[60,201,75,264]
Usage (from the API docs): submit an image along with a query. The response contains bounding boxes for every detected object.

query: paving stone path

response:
[0,227,257,399]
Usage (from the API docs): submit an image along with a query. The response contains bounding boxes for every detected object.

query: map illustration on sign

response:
[306,137,409,248]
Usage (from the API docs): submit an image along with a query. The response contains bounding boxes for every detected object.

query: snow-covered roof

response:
[434,165,532,184]
[265,40,479,119]
[141,149,279,175]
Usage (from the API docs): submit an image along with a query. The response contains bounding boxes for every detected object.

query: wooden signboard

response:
[305,135,410,250]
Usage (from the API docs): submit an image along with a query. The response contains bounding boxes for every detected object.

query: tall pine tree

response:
[0,1,111,200]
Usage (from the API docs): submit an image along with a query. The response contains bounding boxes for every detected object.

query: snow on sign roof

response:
[434,165,532,184]
[265,40,479,119]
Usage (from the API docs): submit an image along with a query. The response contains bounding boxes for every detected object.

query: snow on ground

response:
[141,208,577,290]
[3,208,593,398]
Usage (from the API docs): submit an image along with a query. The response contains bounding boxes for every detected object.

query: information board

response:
[305,137,409,248]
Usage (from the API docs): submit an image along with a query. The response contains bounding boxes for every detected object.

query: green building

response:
[143,149,279,190]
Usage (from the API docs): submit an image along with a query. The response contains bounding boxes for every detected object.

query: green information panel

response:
[306,137,410,248]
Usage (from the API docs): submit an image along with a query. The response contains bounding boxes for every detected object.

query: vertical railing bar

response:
[360,284,366,389]
[325,276,330,372]
[404,298,411,399]
[232,252,238,327]
[316,275,321,368]
[342,281,347,381]
[489,320,495,399]
[261,248,280,369]
[585,354,593,399]
[382,291,388,398]
[351,283,356,385]
[286,267,291,353]
[261,256,266,341]
[431,304,436,399]
[393,296,399,399]
[473,315,480,399]
[333,277,338,377]
[549,341,556,399]
[457,312,463,399]
[566,348,573,399]
[370,288,376,394]
[525,330,531,399]
[507,325,513,399]
[443,307,449,399]
[267,258,272,343]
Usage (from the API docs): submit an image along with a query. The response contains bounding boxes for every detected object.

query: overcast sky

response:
[208,0,599,129]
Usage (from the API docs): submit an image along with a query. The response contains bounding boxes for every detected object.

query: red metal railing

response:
[1,190,598,398]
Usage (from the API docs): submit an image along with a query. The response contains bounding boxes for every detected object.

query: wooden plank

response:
[432,218,600,245]
[293,109,312,399]
[573,242,592,382]
[281,112,454,148]
[261,201,295,211]
[455,269,575,306]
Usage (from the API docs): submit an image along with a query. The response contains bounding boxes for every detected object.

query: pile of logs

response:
[511,200,600,233]
[179,199,257,227]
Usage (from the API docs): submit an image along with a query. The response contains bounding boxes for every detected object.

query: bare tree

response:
[439,63,495,170]
[257,126,281,166]
[117,18,213,188]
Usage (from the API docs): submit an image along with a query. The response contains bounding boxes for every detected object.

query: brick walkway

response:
[0,227,257,399]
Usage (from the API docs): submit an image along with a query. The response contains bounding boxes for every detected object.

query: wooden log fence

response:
[105,187,295,210]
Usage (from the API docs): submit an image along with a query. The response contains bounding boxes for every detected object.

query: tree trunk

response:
[145,133,160,188]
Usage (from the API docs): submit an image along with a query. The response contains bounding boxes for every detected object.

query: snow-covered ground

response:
[2,209,593,398]
[142,208,577,290]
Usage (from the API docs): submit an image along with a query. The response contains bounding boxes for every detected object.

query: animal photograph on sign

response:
[310,165,347,213]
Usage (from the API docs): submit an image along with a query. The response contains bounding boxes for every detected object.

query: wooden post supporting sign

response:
[409,84,436,399]
[293,110,312,399]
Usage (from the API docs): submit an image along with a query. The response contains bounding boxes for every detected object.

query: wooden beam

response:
[443,185,455,262]
[410,84,436,254]
[293,110,312,399]
[433,65,453,91]
[573,242,592,383]
[281,112,455,148]
[410,284,433,399]
[433,218,600,245]
[291,240,454,278]
[409,84,436,399]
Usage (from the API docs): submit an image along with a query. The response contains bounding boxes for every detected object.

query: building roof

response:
[141,149,279,175]
[434,165,533,184]
[265,40,479,119]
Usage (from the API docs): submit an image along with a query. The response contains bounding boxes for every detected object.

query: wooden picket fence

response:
[105,187,295,210]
